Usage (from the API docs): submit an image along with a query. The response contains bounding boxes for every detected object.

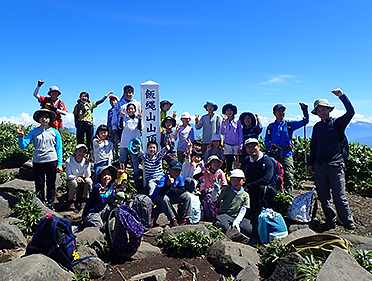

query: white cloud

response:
[260,75,295,85]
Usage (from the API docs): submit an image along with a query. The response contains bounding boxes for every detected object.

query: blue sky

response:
[1,0,372,129]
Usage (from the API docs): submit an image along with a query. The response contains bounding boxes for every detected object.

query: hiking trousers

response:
[277,155,294,198]
[214,213,253,237]
[67,177,93,201]
[33,160,57,205]
[314,163,354,229]
[153,192,192,221]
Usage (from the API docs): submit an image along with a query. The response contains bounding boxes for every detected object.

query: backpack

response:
[287,234,352,259]
[26,212,94,269]
[266,120,292,143]
[106,204,144,258]
[188,192,201,224]
[264,155,284,190]
[258,208,288,244]
[287,188,318,223]
[203,193,222,222]
[129,194,154,231]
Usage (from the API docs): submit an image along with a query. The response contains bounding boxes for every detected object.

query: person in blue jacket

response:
[265,103,309,197]
[17,109,63,210]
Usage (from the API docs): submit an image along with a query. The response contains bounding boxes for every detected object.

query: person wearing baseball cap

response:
[152,160,192,227]
[242,138,276,220]
[211,169,252,237]
[195,100,223,154]
[17,109,63,211]
[160,99,177,125]
[264,101,309,198]
[176,112,195,163]
[307,88,355,231]
[33,80,67,134]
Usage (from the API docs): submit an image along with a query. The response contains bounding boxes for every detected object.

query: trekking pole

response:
[299,103,308,179]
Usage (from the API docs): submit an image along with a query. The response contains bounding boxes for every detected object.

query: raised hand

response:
[120,107,126,117]
[176,124,180,131]
[17,125,24,137]
[138,109,143,119]
[37,80,44,87]
[106,90,114,97]
[222,115,227,123]
[172,111,177,119]
[195,114,199,124]
[331,88,344,97]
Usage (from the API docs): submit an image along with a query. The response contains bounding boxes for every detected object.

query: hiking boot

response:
[170,218,178,227]
[80,198,87,208]
[180,218,189,225]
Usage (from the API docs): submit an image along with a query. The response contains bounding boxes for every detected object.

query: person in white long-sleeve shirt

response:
[65,144,93,210]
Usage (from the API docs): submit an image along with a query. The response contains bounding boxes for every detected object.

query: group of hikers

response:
[16,80,356,242]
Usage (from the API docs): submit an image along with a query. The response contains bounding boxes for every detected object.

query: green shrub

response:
[0,170,17,184]
[10,191,44,236]
[345,142,372,196]
[261,239,288,269]
[157,228,222,257]
[353,249,372,274]
[271,191,292,216]
[296,254,324,281]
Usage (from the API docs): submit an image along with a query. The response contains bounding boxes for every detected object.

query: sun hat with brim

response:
[161,116,176,128]
[75,144,88,152]
[160,100,173,107]
[180,112,191,119]
[273,104,286,113]
[244,138,259,147]
[239,112,256,127]
[47,86,61,96]
[222,103,237,115]
[230,169,245,178]
[33,109,56,124]
[203,101,218,111]
[206,155,223,166]
[311,99,335,115]
[96,165,117,184]
[169,160,182,171]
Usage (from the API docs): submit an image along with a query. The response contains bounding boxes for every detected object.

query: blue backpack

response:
[26,212,94,269]
[258,208,288,244]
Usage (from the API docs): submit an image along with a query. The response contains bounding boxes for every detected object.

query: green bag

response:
[287,234,352,259]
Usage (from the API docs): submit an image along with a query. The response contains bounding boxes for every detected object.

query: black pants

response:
[76,122,94,153]
[33,161,58,205]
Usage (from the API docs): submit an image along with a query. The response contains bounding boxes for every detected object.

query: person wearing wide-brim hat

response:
[82,165,118,229]
[195,100,223,153]
[221,103,243,172]
[161,116,177,164]
[176,112,195,163]
[307,88,355,231]
[33,80,67,134]
[17,109,63,211]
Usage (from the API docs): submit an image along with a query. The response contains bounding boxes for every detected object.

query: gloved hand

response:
[232,219,241,232]
[38,80,44,87]
[299,102,308,116]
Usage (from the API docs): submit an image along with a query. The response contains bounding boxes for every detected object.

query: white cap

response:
[230,169,245,178]
[211,134,222,141]
[180,112,191,119]
[244,138,259,147]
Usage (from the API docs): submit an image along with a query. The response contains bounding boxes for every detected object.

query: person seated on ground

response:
[151,160,192,227]
[137,141,170,196]
[82,166,117,229]
[193,155,227,200]
[212,169,252,237]
[242,138,275,219]
[65,144,93,211]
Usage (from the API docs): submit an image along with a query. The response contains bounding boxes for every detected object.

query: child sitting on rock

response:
[65,144,93,210]
[212,169,252,237]
[82,166,117,229]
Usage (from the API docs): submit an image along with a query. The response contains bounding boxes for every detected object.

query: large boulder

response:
[0,195,10,220]
[0,221,27,249]
[316,247,372,281]
[0,178,35,193]
[0,254,74,280]
[280,228,316,245]
[235,265,260,281]
[206,240,260,276]
[131,241,162,260]
[32,197,59,217]
[75,227,104,246]
[268,252,305,281]
[73,245,105,278]
[335,232,372,252]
